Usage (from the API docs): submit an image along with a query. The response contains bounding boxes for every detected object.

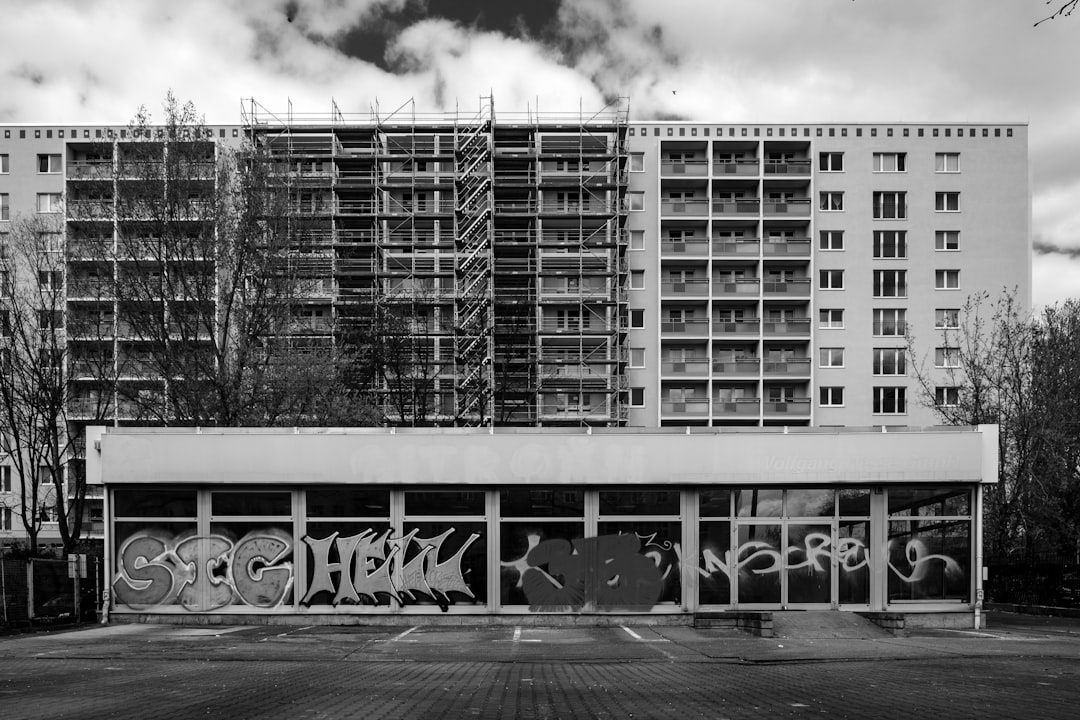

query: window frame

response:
[36,193,62,214]
[37,154,62,174]
[819,230,844,251]
[819,386,845,407]
[819,152,844,172]
[629,153,645,172]
[873,269,908,298]
[873,348,907,376]
[935,347,961,368]
[935,386,961,406]
[873,386,908,415]
[935,308,960,329]
[628,191,644,211]
[935,230,960,251]
[873,308,907,337]
[819,347,845,368]
[935,269,960,290]
[872,191,907,219]
[819,191,844,211]
[935,191,960,212]
[818,309,844,329]
[872,152,907,172]
[819,269,844,290]
[873,230,908,259]
[935,152,960,173]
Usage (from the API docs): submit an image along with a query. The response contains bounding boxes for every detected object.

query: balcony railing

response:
[762,279,811,296]
[763,398,811,414]
[661,278,709,297]
[763,160,811,175]
[712,199,760,216]
[713,278,760,296]
[713,398,761,415]
[66,201,113,220]
[661,398,709,415]
[661,160,708,176]
[762,318,811,335]
[763,239,812,256]
[763,358,811,376]
[66,162,112,180]
[713,161,759,176]
[762,199,811,216]
[661,359,710,375]
[712,238,760,256]
[713,318,760,334]
[713,358,760,374]
[661,200,710,216]
[660,319,709,335]
[661,239,709,256]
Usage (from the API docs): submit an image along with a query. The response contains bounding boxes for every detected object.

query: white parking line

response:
[390,625,421,642]
[276,625,313,638]
[621,625,644,640]
[513,626,522,641]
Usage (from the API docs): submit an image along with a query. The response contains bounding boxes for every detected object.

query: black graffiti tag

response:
[522,534,663,611]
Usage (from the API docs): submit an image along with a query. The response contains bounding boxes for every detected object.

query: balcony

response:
[712,318,759,335]
[661,199,709,216]
[712,199,760,216]
[762,318,811,336]
[66,162,112,180]
[661,398,709,416]
[662,278,709,297]
[661,239,710,256]
[661,160,708,176]
[763,238,812,256]
[660,319,710,336]
[763,398,811,415]
[66,201,113,221]
[712,358,760,374]
[713,398,761,416]
[763,358,811,376]
[762,199,811,216]
[763,161,811,176]
[661,358,710,376]
[762,279,811,297]
[713,278,760,296]
[712,238,760,256]
[712,160,759,176]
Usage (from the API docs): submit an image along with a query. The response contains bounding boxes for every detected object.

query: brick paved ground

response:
[1,613,1078,719]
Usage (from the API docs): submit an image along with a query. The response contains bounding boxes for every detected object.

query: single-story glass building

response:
[88,426,997,627]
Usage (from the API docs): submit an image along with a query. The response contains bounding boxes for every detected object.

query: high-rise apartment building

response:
[0,106,1030,548]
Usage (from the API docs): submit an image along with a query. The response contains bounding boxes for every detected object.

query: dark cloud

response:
[1034,239,1080,257]
[336,0,563,70]
[12,64,46,85]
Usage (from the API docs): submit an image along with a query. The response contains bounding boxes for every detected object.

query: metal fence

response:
[986,557,1080,608]
[1,555,103,626]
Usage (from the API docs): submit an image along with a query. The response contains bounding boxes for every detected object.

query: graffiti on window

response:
[501,532,681,611]
[113,530,293,611]
[302,527,480,609]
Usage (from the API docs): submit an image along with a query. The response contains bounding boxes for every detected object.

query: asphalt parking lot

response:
[1,612,1078,719]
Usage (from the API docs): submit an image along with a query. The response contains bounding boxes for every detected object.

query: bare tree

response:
[907,290,1080,558]
[1036,0,1079,25]
[0,212,116,552]
[90,94,372,426]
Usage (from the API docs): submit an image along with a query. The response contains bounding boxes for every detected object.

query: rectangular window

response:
[935,308,960,328]
[819,347,845,367]
[935,153,960,172]
[935,347,961,368]
[820,192,844,211]
[873,308,907,336]
[935,230,960,251]
[628,191,644,211]
[873,231,908,258]
[935,387,960,406]
[630,387,645,406]
[873,386,907,414]
[819,152,843,171]
[819,309,844,328]
[873,348,907,375]
[630,309,644,328]
[38,270,62,290]
[819,230,844,250]
[0,465,10,492]
[873,191,907,219]
[38,310,61,330]
[819,269,844,290]
[629,153,644,172]
[873,152,906,172]
[630,270,645,289]
[873,269,907,298]
[936,269,960,289]
[630,230,644,250]
[820,387,844,407]
[630,348,645,368]
[0,194,8,221]
[935,192,960,212]
[36,193,62,213]
[37,154,62,173]
[2,507,11,531]
[0,154,8,173]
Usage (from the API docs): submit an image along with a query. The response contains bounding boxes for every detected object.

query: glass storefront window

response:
[737,523,782,603]
[736,489,782,517]
[113,521,196,609]
[839,520,871,605]
[786,523,832,604]
[597,521,682,605]
[406,490,486,515]
[114,488,196,518]
[699,489,731,517]
[888,487,970,517]
[211,491,291,517]
[307,487,390,517]
[500,487,584,517]
[302,521,393,607]
[887,518,971,602]
[403,521,487,607]
[500,521,585,606]
[599,490,680,515]
[785,489,834,517]
[698,520,731,605]
[838,488,871,516]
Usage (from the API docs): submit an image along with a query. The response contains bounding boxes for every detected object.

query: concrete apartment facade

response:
[0,106,1027,623]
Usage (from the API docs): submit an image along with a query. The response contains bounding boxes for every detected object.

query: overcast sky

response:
[2,0,1077,308]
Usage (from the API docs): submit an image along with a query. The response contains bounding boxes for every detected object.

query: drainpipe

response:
[974,483,984,630]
